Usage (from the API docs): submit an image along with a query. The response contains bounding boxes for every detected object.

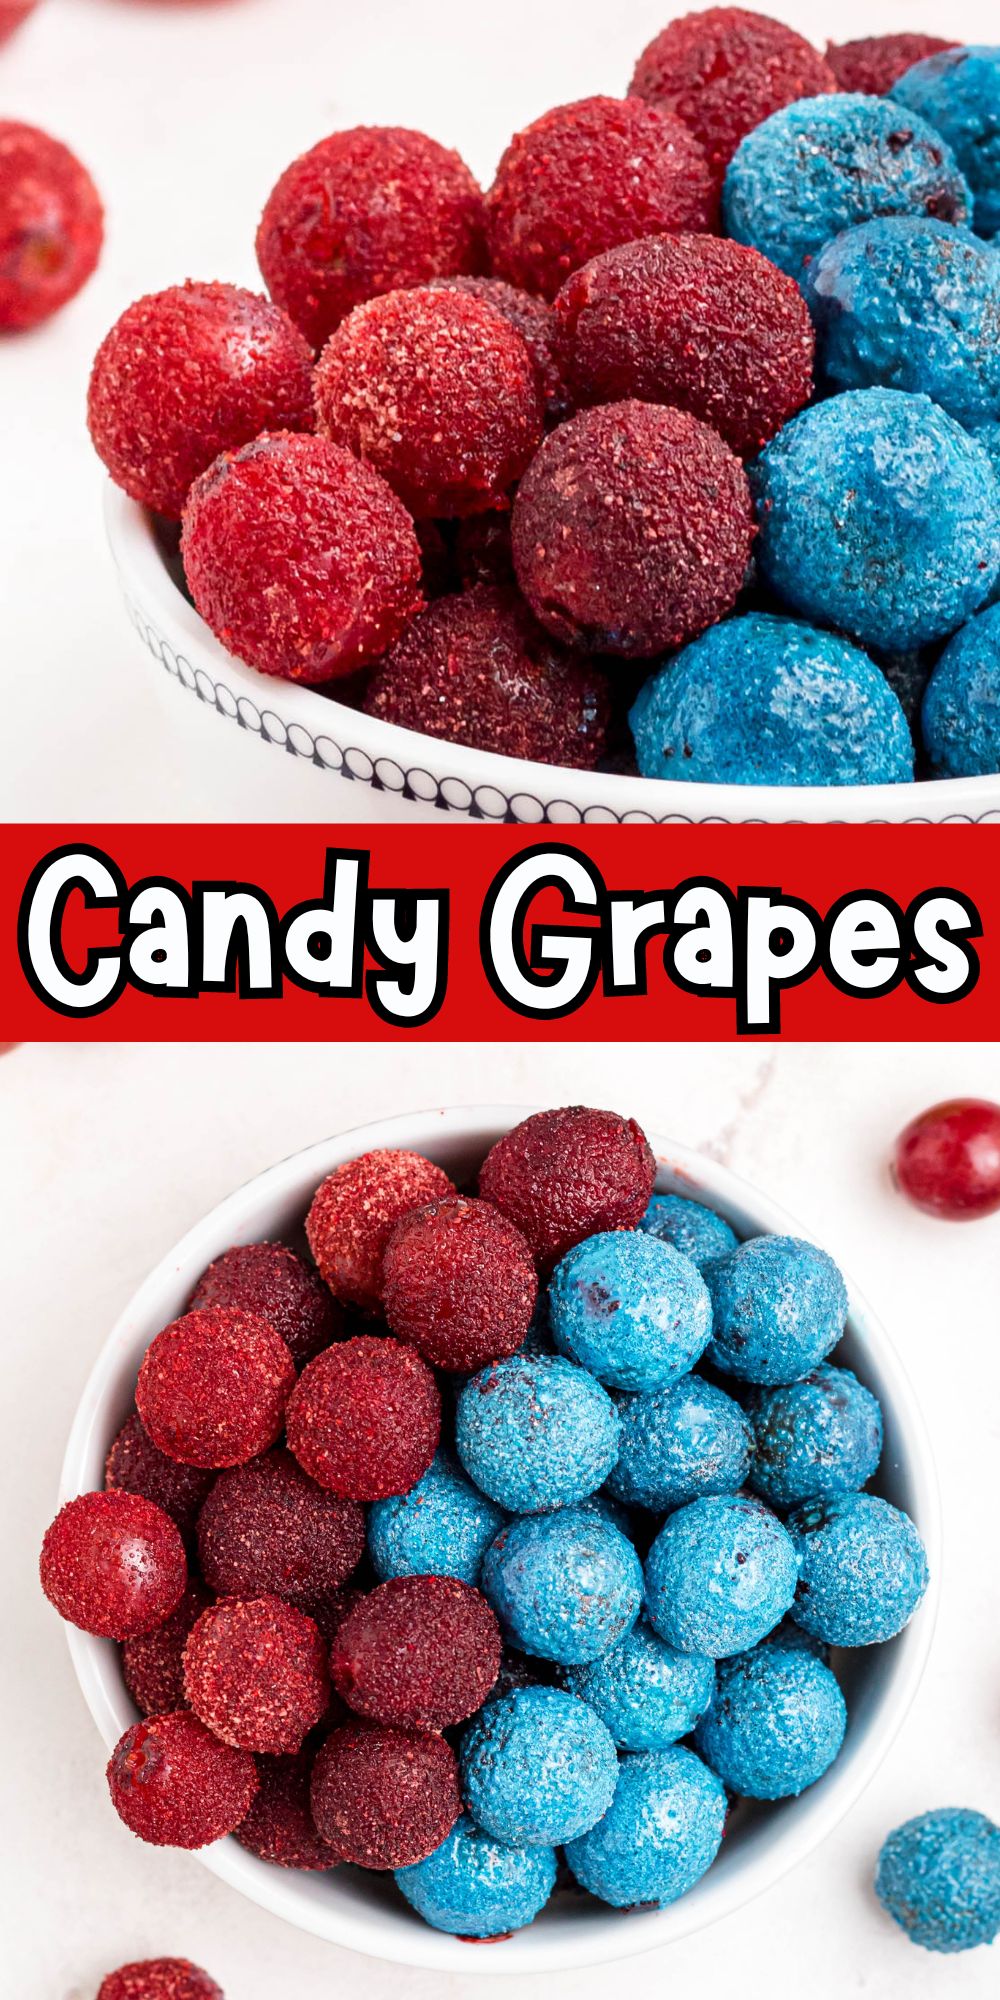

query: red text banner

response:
[3,824,997,1042]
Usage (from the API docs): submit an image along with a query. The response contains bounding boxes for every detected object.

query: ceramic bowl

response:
[60,1104,940,1972]
[106,489,1000,826]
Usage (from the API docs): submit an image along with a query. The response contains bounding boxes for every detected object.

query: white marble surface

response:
[2,1038,999,1995]
[3,0,998,823]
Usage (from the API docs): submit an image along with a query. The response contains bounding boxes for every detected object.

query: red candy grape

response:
[314,288,543,520]
[196,1448,364,1613]
[429,275,569,422]
[97,1963,223,2000]
[479,1107,656,1271]
[0,120,102,330]
[554,233,814,458]
[235,1747,340,1871]
[183,1595,330,1754]
[257,126,487,349]
[40,1490,187,1640]
[0,3,38,45]
[286,1335,441,1499]
[825,34,957,96]
[486,95,716,301]
[181,432,423,685]
[363,586,611,771]
[630,8,837,186]
[892,1099,1000,1220]
[122,1581,212,1716]
[383,1194,538,1370]
[187,1241,340,1369]
[107,1711,257,1848]
[136,1307,295,1469]
[330,1575,502,1730]
[87,284,314,520]
[305,1148,453,1311]
[310,1723,460,1869]
[106,1414,214,1548]
[511,400,754,657]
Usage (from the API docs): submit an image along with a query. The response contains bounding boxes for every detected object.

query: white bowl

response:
[60,1105,941,1974]
[106,487,1000,826]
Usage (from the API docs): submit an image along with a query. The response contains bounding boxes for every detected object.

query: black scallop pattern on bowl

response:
[124,596,993,826]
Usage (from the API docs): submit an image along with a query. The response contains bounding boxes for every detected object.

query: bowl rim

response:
[59,1104,942,1975]
[105,485,1000,824]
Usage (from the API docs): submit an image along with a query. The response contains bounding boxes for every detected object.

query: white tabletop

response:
[4,0,997,823]
[2,1037,999,1995]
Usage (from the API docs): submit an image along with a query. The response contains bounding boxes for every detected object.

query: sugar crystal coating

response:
[107,1710,257,1848]
[482,1508,643,1665]
[106,1413,214,1547]
[188,1241,341,1368]
[723,93,972,279]
[694,1643,847,1798]
[456,1352,621,1513]
[314,288,543,519]
[486,95,716,302]
[630,9,838,186]
[479,1108,656,1272]
[428,275,569,422]
[747,1364,883,1509]
[788,1492,929,1645]
[235,1746,340,1870]
[122,1581,212,1716]
[257,125,487,349]
[761,1617,831,1664]
[87,284,315,519]
[181,432,423,685]
[564,1618,715,1751]
[196,1447,363,1615]
[704,1234,849,1384]
[875,1807,1000,1953]
[631,612,915,787]
[395,1813,557,1936]
[803,217,1000,427]
[367,1451,506,1586]
[285,1335,441,1499]
[922,600,1000,776]
[512,401,754,658]
[460,1685,618,1847]
[183,1594,330,1754]
[310,1723,460,1869]
[645,1494,799,1656]
[565,1746,727,1908]
[827,35,957,97]
[97,1962,223,2000]
[0,120,102,330]
[892,47,1000,238]
[305,1148,454,1311]
[639,1194,738,1271]
[40,1490,187,1640]
[363,585,611,770]
[607,1374,753,1512]
[754,390,1000,653]
[554,233,814,458]
[550,1231,713,1392]
[383,1194,538,1370]
[136,1306,295,1469]
[331,1574,501,1730]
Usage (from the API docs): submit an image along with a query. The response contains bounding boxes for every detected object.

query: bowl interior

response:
[108,490,1000,825]
[60,1107,940,1974]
